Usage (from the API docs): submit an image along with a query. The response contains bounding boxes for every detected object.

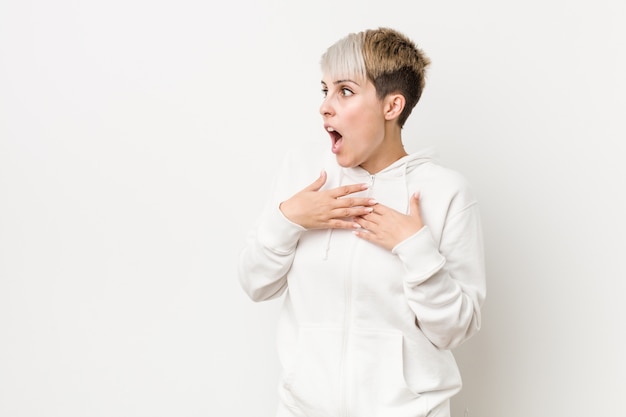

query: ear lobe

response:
[384,94,406,121]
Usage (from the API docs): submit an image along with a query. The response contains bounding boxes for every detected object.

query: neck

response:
[360,133,407,174]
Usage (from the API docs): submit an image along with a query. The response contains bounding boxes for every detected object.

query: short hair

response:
[320,27,431,128]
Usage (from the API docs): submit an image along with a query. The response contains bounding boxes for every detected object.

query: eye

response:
[340,87,354,97]
[321,88,328,98]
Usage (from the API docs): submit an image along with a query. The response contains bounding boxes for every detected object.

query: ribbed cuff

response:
[392,226,446,284]
[257,206,306,255]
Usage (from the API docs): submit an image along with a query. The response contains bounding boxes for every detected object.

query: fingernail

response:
[369,199,378,205]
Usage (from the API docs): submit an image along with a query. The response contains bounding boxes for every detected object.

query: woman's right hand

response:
[279,170,378,230]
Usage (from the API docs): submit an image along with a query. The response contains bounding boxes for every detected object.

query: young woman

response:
[238,27,486,417]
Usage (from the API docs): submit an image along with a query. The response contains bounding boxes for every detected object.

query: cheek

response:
[343,101,384,137]
[357,112,384,138]
[349,109,377,132]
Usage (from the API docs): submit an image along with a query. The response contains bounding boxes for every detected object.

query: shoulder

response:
[410,158,478,212]
[423,162,472,189]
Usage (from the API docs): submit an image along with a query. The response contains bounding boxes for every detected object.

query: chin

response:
[335,155,356,168]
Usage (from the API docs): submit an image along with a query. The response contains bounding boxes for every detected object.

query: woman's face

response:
[320,74,389,173]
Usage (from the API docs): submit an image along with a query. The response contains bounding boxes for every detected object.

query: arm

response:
[393,203,486,350]
[354,192,486,350]
[238,155,377,302]
[237,205,305,302]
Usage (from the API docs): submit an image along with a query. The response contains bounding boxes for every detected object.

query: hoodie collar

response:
[342,147,437,181]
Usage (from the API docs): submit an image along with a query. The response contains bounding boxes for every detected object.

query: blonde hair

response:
[320,27,431,127]
[320,31,367,82]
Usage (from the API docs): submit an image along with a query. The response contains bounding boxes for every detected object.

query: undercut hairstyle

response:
[320,27,431,128]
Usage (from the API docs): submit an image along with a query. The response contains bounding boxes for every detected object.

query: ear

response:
[383,93,406,121]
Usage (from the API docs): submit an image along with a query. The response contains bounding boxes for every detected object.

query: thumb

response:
[305,170,327,192]
[409,192,422,219]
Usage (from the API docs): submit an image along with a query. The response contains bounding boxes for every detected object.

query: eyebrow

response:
[320,79,361,86]
[321,79,361,87]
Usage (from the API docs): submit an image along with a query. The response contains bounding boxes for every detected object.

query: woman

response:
[238,27,486,417]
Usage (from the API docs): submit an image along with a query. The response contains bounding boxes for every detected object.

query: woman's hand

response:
[279,171,378,230]
[353,192,424,250]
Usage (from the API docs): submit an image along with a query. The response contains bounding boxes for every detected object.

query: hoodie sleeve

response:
[392,199,486,350]
[237,150,307,302]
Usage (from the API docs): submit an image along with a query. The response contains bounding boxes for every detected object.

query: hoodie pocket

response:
[349,328,428,416]
[280,326,428,417]
[281,326,343,417]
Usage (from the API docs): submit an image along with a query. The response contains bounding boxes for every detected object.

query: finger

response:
[329,183,369,198]
[409,192,421,218]
[304,170,327,192]
[354,215,376,230]
[369,203,384,214]
[327,218,362,230]
[329,205,374,221]
[353,227,375,241]
[333,197,378,208]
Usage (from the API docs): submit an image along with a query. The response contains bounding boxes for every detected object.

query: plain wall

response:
[1,1,624,416]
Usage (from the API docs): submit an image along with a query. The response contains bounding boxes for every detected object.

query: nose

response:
[319,96,334,117]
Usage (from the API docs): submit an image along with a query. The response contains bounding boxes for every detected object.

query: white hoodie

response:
[238,140,486,417]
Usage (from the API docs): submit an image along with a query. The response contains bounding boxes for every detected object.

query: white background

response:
[1,1,625,416]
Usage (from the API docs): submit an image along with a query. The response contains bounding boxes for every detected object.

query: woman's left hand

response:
[353,192,424,251]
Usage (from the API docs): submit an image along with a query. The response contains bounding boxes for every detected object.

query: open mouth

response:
[326,126,343,153]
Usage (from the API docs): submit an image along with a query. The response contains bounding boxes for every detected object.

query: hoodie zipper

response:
[339,239,355,417]
[339,174,376,417]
